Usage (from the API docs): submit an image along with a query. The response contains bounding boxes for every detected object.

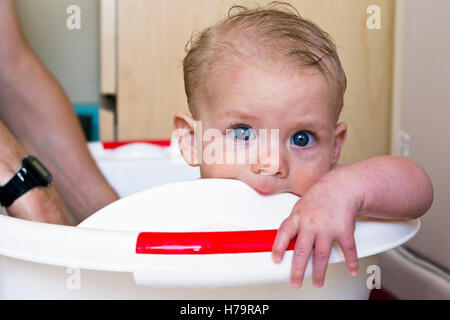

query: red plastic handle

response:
[102,140,171,149]
[136,230,296,254]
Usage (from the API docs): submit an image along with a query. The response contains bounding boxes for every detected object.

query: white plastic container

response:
[0,142,420,299]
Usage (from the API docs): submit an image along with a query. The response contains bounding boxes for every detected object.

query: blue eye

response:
[291,131,315,147]
[229,126,256,141]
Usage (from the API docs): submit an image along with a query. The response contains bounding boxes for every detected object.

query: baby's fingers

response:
[272,217,299,263]
[312,235,333,287]
[290,230,314,288]
[338,234,359,276]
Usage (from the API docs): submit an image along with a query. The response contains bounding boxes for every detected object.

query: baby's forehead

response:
[209,49,339,94]
[184,6,346,122]
[195,61,339,125]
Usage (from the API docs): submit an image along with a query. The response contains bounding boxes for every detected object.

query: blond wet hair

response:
[183,2,347,119]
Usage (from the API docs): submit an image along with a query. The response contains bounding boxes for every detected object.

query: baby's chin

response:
[241,177,308,197]
[250,183,279,196]
[237,177,292,197]
[200,171,303,197]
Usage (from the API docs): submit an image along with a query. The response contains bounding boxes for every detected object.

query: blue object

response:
[74,105,99,141]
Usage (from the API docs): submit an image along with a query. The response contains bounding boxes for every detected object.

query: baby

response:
[173,3,433,288]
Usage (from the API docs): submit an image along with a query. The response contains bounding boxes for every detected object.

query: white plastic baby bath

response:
[0,178,419,299]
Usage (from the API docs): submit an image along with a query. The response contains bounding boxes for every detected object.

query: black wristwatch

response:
[0,156,53,207]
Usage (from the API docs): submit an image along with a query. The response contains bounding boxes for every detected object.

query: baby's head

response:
[174,3,348,196]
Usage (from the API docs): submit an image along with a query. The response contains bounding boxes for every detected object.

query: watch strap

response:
[0,167,40,207]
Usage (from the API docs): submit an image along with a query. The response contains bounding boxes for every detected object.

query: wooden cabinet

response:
[100,0,395,163]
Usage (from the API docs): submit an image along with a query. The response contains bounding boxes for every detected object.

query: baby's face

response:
[175,62,347,196]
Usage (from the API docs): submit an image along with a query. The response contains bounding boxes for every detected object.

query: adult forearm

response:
[0,0,28,65]
[0,120,74,225]
[0,120,27,184]
[0,0,118,221]
[0,51,119,222]
[337,156,434,219]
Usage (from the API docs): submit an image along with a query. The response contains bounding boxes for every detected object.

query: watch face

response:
[23,156,52,186]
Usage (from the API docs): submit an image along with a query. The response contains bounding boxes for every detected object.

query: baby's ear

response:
[332,122,347,165]
[173,112,200,166]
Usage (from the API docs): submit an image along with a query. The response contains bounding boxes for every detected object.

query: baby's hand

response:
[272,168,361,288]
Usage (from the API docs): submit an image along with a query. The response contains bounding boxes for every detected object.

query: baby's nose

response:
[250,156,288,178]
[250,130,288,178]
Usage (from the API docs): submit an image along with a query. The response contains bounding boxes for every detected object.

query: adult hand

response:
[6,187,75,226]
[0,154,74,226]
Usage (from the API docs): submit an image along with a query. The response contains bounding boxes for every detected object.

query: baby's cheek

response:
[199,163,238,179]
[289,163,330,195]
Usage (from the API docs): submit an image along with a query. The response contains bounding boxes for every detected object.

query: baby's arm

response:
[343,155,433,220]
[272,155,433,288]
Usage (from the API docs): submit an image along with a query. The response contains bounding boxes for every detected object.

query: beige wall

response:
[14,0,100,104]
[116,0,395,166]
[393,0,450,270]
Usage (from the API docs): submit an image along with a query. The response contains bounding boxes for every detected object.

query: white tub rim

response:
[0,179,420,287]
